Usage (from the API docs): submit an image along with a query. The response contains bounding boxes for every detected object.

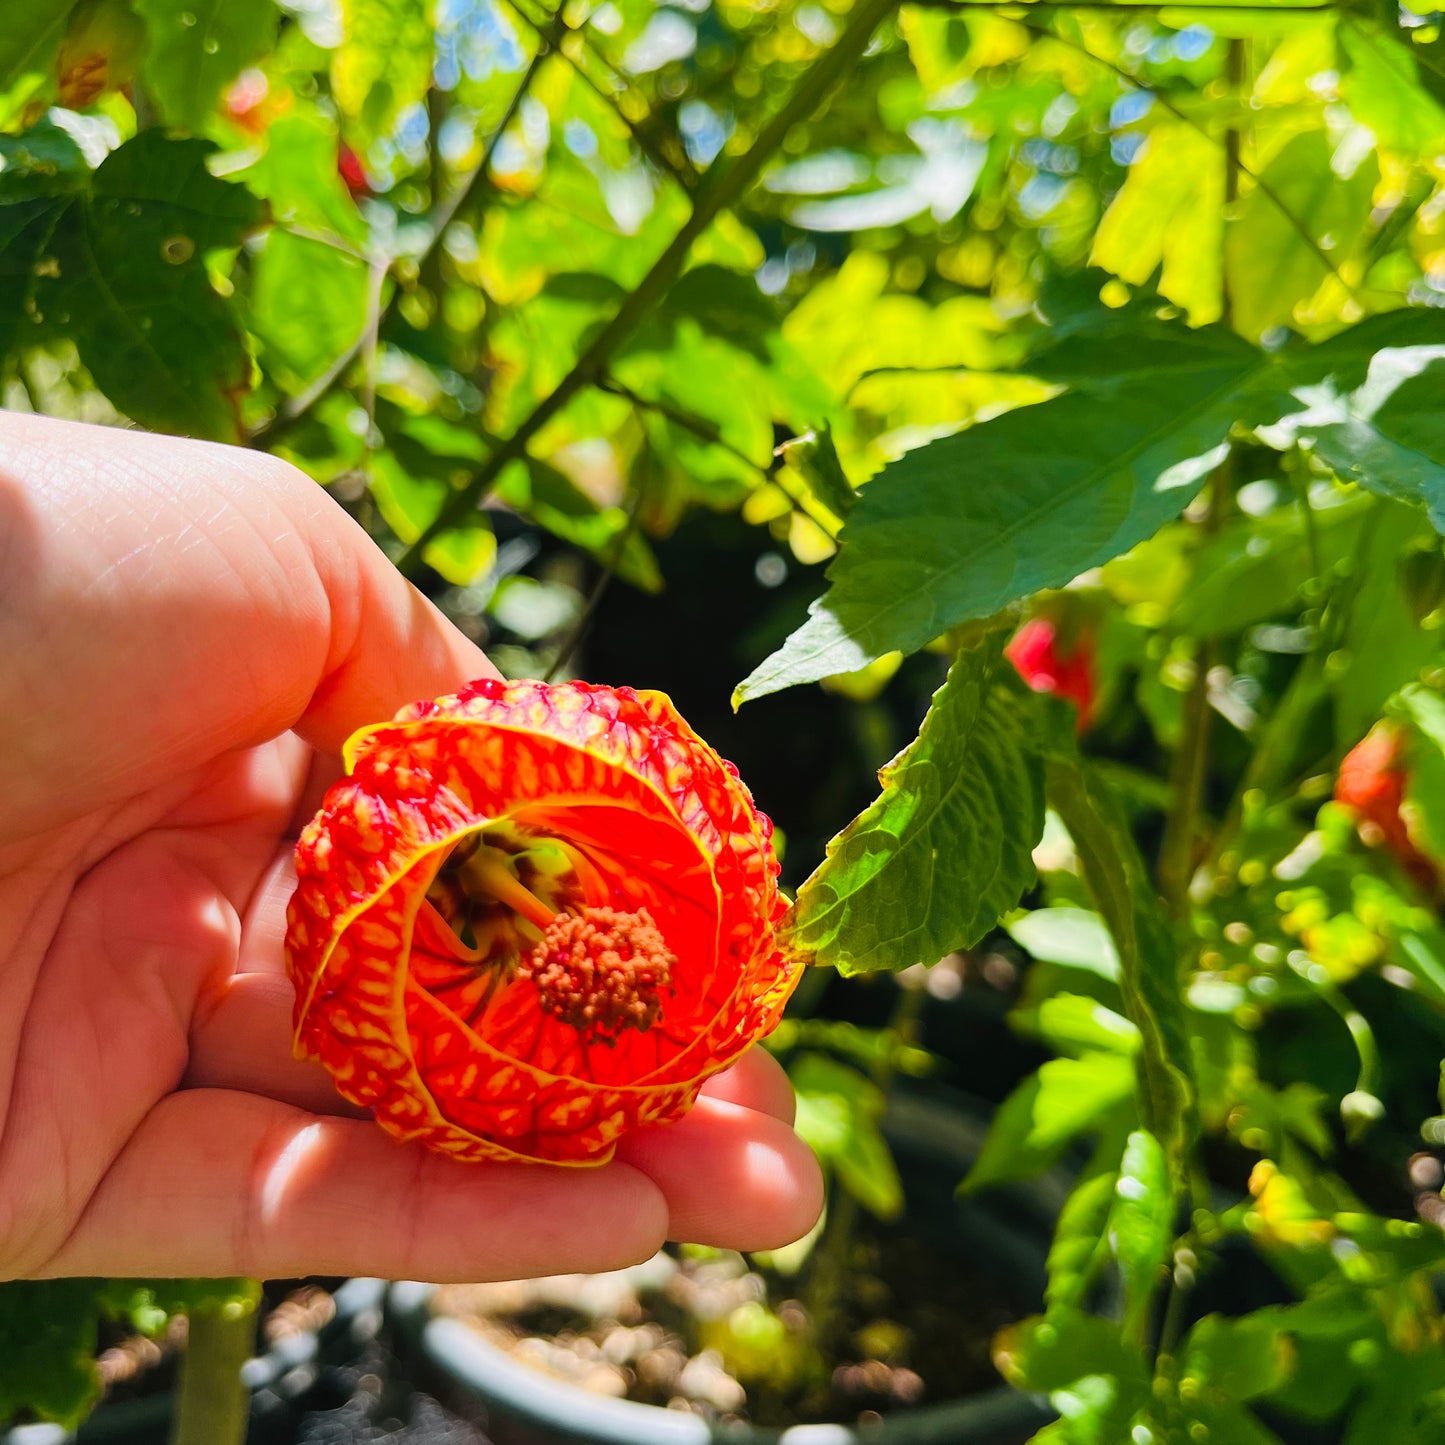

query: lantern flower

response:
[1006,618,1097,731]
[1335,723,1437,891]
[285,678,801,1166]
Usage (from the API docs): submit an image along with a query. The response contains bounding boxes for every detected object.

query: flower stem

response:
[169,1297,257,1445]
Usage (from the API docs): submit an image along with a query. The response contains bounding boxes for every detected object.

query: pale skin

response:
[0,412,823,1281]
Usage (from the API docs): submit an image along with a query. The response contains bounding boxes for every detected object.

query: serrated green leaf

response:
[33,132,261,439]
[1108,1128,1173,1340]
[89,130,262,248]
[135,0,282,133]
[735,327,1264,701]
[778,643,1045,975]
[963,1053,1137,1192]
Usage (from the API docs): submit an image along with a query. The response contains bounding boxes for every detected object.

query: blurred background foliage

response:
[6,0,1445,1438]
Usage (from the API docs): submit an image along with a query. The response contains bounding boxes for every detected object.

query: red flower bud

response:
[1336,723,1436,890]
[1006,619,1097,730]
[337,143,368,198]
[286,679,800,1165]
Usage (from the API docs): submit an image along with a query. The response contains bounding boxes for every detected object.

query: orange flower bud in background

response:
[1006,618,1097,731]
[286,679,800,1165]
[1335,722,1437,892]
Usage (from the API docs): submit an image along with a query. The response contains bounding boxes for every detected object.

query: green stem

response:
[396,0,902,572]
[169,1298,257,1445]
[1156,39,1244,915]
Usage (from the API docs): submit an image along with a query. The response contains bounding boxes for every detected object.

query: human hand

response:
[0,413,822,1281]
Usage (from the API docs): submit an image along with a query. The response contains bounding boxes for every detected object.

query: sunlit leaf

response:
[779,642,1045,975]
[1006,907,1121,981]
[789,1053,903,1220]
[1046,1131,1126,1311]
[963,1053,1137,1192]
[736,325,1263,700]
[1224,131,1377,340]
[1107,1129,1173,1339]
[249,229,369,390]
[1036,994,1141,1057]
[1091,122,1223,324]
[33,132,261,439]
[1339,18,1445,154]
[1180,1313,1295,1405]
[135,0,282,132]
[994,1304,1150,1441]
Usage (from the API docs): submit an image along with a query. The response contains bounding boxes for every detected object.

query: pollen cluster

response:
[518,906,677,1041]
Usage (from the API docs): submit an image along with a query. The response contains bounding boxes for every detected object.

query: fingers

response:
[699,1046,796,1125]
[0,415,497,838]
[185,971,368,1117]
[615,1096,824,1252]
[38,1087,822,1280]
[40,1090,670,1282]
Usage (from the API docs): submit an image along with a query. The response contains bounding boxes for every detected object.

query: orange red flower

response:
[285,679,799,1165]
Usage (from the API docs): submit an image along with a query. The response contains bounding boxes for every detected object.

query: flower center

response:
[516,907,677,1043]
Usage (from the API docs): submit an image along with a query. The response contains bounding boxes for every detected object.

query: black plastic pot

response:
[389,1089,1061,1445]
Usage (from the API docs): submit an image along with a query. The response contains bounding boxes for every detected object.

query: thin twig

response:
[397,0,903,573]
[1156,37,1243,915]
[247,21,563,451]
